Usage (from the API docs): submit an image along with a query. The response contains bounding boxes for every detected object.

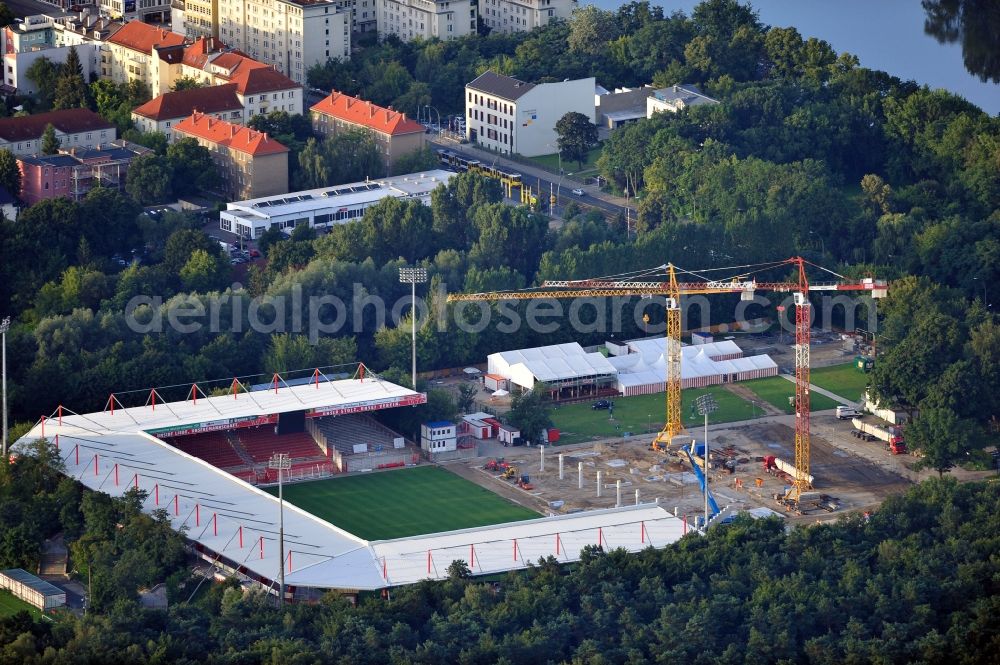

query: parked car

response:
[571,188,584,196]
[249,248,261,258]
[836,406,861,420]
[592,399,611,410]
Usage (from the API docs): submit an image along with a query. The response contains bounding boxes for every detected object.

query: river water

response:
[590,0,999,114]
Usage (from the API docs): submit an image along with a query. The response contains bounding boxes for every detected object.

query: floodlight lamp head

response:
[399,267,428,283]
[0,317,9,334]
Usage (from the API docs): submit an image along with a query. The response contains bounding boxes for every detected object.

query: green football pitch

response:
[0,590,42,619]
[266,466,539,540]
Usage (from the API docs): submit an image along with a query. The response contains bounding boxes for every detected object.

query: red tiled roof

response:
[133,84,242,121]
[108,20,185,54]
[173,112,289,156]
[183,37,226,69]
[0,109,114,142]
[206,52,299,95]
[310,91,424,136]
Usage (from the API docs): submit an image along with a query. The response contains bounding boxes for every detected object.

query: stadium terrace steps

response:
[235,428,327,463]
[225,431,257,467]
[167,432,246,469]
[315,414,400,456]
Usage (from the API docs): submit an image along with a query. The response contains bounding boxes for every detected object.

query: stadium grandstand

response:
[14,364,695,600]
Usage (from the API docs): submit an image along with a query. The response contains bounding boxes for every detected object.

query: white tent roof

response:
[612,341,776,388]
[489,343,616,386]
[626,337,743,360]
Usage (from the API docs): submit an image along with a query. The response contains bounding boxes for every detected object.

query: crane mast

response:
[446,257,887,505]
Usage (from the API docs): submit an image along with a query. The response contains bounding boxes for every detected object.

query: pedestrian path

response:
[779,374,855,406]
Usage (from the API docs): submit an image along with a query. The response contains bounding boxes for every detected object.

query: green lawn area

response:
[267,466,538,540]
[550,386,758,446]
[809,363,870,402]
[0,590,42,619]
[529,145,603,177]
[742,376,841,414]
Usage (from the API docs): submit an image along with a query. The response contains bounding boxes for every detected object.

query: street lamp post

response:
[695,393,719,530]
[424,105,441,134]
[399,267,428,389]
[268,452,291,607]
[1,316,9,461]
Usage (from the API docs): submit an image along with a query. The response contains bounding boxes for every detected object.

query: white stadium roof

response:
[14,375,692,592]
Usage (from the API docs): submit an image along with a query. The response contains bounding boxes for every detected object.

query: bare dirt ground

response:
[444,414,917,526]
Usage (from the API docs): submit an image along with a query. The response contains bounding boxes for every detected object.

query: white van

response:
[836,406,861,420]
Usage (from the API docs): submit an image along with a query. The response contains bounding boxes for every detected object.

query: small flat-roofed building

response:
[421,421,457,453]
[219,168,454,238]
[0,569,66,611]
[646,83,720,117]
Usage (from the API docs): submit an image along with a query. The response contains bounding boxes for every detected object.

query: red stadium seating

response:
[235,428,326,463]
[167,432,245,469]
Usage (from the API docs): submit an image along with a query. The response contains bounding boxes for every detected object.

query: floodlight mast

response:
[695,393,719,530]
[399,267,428,389]
[268,452,291,606]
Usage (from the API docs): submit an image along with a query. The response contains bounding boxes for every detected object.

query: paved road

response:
[7,0,62,18]
[431,136,634,221]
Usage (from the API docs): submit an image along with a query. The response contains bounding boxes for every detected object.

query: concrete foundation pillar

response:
[597,471,603,497]
[578,462,583,489]
[635,489,640,505]
[616,479,622,507]
[558,454,564,480]
[540,445,545,472]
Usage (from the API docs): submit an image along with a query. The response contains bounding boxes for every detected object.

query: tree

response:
[567,5,621,56]
[25,57,59,110]
[92,79,150,131]
[0,149,21,198]
[555,112,599,170]
[52,46,89,110]
[170,76,204,92]
[393,145,438,175]
[125,154,172,204]
[121,129,168,155]
[507,385,552,445]
[907,407,979,476]
[163,229,221,273]
[0,4,14,29]
[166,138,219,196]
[456,383,477,413]
[41,124,60,155]
[179,249,229,293]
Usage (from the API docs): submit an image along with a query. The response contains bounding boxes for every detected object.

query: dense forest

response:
[1,442,998,665]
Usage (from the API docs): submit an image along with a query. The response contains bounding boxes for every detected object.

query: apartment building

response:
[173,111,289,200]
[310,90,425,173]
[98,0,171,23]
[464,71,594,157]
[376,0,477,41]
[132,83,244,139]
[132,58,302,139]
[217,0,350,85]
[105,20,187,93]
[17,140,152,205]
[179,0,219,39]
[0,109,117,156]
[1,13,115,95]
[478,0,575,34]
[332,0,376,32]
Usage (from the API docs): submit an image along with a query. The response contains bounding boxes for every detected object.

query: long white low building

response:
[487,338,778,399]
[219,169,455,239]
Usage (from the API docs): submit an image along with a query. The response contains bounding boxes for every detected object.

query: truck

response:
[851,417,908,454]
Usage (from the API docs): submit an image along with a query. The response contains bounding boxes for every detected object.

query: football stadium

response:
[13,364,690,601]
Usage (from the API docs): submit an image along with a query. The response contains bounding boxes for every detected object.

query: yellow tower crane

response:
[447,258,888,504]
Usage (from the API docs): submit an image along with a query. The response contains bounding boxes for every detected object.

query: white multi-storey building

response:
[333,0,377,32]
[478,0,575,34]
[376,0,477,41]
[218,0,350,85]
[465,70,595,157]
